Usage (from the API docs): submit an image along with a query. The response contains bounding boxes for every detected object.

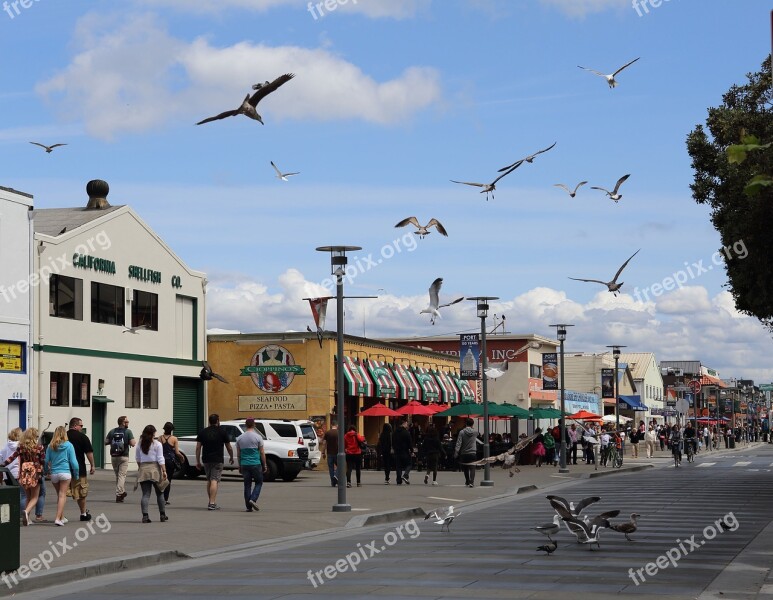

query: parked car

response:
[292,420,321,468]
[176,420,308,482]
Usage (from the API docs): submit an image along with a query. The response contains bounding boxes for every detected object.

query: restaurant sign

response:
[241,345,306,393]
[238,395,307,412]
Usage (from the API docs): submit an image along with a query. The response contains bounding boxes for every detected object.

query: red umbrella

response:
[358,402,400,417]
[395,400,436,416]
[428,403,451,413]
[569,410,602,420]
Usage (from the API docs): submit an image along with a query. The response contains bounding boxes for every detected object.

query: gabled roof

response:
[618,352,657,380]
[32,206,124,236]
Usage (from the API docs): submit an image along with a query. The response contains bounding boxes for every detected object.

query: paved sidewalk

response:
[4,441,763,594]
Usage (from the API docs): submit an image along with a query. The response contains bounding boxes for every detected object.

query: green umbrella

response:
[529,407,564,419]
[435,400,485,417]
[498,403,531,418]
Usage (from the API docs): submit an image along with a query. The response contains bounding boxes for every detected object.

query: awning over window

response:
[451,375,476,402]
[342,356,373,397]
[700,375,727,388]
[618,395,648,411]
[432,370,459,404]
[391,363,421,401]
[412,367,441,402]
[91,395,115,403]
[363,359,398,399]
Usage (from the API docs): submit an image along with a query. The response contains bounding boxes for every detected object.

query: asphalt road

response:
[10,443,773,600]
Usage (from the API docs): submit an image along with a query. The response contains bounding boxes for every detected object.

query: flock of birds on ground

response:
[27,58,648,323]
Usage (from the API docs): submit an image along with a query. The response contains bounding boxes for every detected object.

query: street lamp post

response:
[468,296,499,487]
[607,345,626,434]
[550,324,573,473]
[317,245,361,513]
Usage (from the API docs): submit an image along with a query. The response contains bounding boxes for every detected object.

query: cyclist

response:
[683,422,697,462]
[669,424,682,467]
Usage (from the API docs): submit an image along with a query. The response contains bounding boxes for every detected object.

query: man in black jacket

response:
[392,420,413,485]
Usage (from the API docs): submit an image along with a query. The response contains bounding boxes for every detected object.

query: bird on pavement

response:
[200,360,229,383]
[270,161,300,181]
[395,217,448,239]
[568,248,640,296]
[554,181,588,198]
[30,142,67,153]
[537,540,558,555]
[450,160,523,201]
[122,324,150,334]
[591,174,631,202]
[609,513,641,541]
[562,510,621,550]
[196,73,295,125]
[533,514,561,541]
[420,278,464,325]
[546,495,601,517]
[498,142,557,173]
[578,57,640,88]
[425,505,454,521]
[436,511,460,532]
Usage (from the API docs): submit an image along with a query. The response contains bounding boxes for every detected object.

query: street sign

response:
[689,380,702,394]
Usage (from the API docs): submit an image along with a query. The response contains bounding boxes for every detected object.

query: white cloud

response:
[538,0,631,18]
[36,13,442,139]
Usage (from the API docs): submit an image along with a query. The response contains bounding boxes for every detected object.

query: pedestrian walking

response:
[393,419,413,485]
[0,428,25,510]
[1,427,45,526]
[377,423,393,484]
[195,414,234,511]
[134,425,168,523]
[629,426,640,458]
[542,429,556,466]
[344,425,366,488]
[105,416,136,503]
[44,426,79,526]
[235,418,267,512]
[158,422,184,505]
[66,417,94,522]
[644,425,657,458]
[454,418,482,487]
[569,423,579,465]
[422,423,444,485]
[532,428,546,467]
[322,422,339,486]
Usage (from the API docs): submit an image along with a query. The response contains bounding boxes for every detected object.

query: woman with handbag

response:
[45,426,79,526]
[158,422,185,506]
[531,428,546,467]
[377,423,393,485]
[134,424,168,523]
[2,427,45,526]
[343,425,366,488]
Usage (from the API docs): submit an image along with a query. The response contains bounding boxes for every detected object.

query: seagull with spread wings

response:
[450,160,523,201]
[568,249,640,296]
[498,142,557,173]
[425,505,454,521]
[196,73,295,125]
[200,360,229,384]
[29,142,67,154]
[270,161,300,181]
[547,495,601,518]
[395,217,448,239]
[464,432,537,476]
[562,510,621,550]
[554,181,588,198]
[591,174,631,202]
[420,278,463,325]
[578,57,640,88]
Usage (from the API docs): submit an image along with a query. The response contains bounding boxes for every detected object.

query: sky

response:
[1,0,771,382]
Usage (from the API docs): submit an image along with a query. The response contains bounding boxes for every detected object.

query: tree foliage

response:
[686,58,773,326]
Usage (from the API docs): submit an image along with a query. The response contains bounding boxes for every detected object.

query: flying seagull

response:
[609,513,641,541]
[562,511,620,550]
[484,359,508,379]
[29,142,67,153]
[591,174,631,202]
[270,161,300,181]
[450,161,522,201]
[200,360,229,384]
[122,324,150,334]
[554,181,588,198]
[546,495,601,517]
[420,277,464,325]
[425,505,454,521]
[568,248,640,296]
[536,540,558,555]
[196,73,295,125]
[533,514,561,542]
[464,432,537,476]
[498,142,557,173]
[578,57,641,88]
[395,217,448,239]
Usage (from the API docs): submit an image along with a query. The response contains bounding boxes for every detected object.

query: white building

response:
[0,186,34,437]
[32,180,207,467]
[618,352,664,422]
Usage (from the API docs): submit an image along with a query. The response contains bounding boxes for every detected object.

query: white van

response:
[292,420,322,468]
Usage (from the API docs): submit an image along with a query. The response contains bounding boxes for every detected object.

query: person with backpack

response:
[105,416,136,503]
[157,422,185,506]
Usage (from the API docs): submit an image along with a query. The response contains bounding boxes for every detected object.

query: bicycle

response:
[607,445,623,468]
[672,439,682,467]
[685,437,695,463]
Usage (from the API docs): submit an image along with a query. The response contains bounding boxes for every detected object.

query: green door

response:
[91,400,110,469]
[173,377,203,436]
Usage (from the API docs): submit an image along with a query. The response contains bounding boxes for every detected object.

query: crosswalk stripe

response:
[697,462,716,467]
[733,461,751,466]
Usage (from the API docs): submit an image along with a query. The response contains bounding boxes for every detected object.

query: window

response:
[125,377,141,409]
[132,290,158,331]
[529,364,541,379]
[91,282,125,325]
[72,373,91,407]
[50,275,83,320]
[50,372,70,406]
[270,423,298,438]
[125,377,158,409]
[143,378,158,409]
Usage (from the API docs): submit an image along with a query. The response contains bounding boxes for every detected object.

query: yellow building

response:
[206,331,467,443]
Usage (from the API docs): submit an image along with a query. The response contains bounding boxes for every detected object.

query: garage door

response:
[173,377,203,436]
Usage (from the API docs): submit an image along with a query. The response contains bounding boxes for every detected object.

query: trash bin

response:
[0,466,21,573]
[729,437,735,449]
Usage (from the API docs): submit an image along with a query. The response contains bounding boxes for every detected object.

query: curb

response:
[588,464,653,478]
[8,550,187,595]
[516,485,538,493]
[345,507,425,528]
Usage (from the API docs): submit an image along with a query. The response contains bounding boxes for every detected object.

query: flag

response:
[308,297,333,348]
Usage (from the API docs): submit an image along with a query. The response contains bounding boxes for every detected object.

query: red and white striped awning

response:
[432,370,459,404]
[363,359,398,399]
[412,366,441,402]
[342,356,373,397]
[392,363,422,401]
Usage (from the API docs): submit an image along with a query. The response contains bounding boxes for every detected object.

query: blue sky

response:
[2,0,771,382]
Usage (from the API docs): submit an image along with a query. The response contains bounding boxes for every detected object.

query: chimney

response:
[86,179,110,209]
